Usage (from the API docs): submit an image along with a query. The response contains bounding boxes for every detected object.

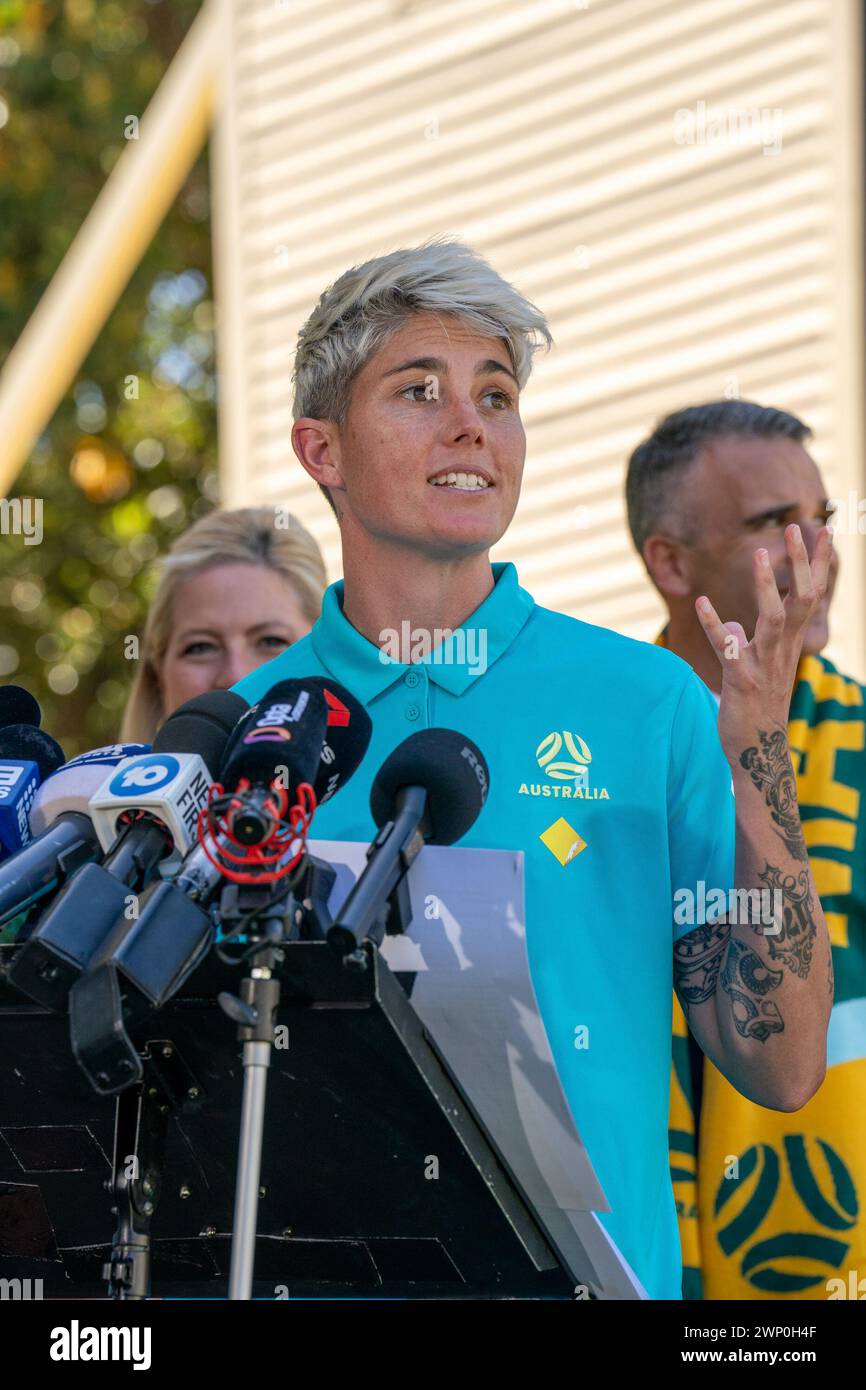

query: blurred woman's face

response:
[157,562,313,718]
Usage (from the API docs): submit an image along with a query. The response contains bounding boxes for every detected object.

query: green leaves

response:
[0,0,215,754]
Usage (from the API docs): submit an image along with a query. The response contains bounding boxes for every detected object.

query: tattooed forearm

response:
[754,861,818,979]
[675,924,787,1044]
[739,729,808,862]
[721,938,784,1042]
[673,920,731,1018]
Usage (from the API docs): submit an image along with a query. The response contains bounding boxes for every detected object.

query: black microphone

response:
[327,728,489,962]
[303,676,373,806]
[0,684,41,730]
[154,689,249,777]
[0,725,65,772]
[369,727,489,843]
[218,679,328,846]
[221,679,328,788]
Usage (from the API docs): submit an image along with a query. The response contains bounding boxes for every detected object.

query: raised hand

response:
[695,524,834,755]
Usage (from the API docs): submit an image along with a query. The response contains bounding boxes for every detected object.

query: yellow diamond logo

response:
[540,817,587,866]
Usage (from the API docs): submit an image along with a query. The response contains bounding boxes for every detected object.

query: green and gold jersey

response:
[666,648,866,1300]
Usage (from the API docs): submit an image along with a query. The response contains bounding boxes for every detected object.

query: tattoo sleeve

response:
[739,729,808,862]
[673,920,731,1016]
[674,923,785,1044]
[755,861,818,979]
[720,938,785,1043]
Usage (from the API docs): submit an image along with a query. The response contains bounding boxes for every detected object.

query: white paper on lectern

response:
[309,838,647,1300]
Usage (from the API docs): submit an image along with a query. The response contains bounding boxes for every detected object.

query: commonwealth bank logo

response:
[518,730,609,800]
[713,1136,858,1293]
[540,817,587,867]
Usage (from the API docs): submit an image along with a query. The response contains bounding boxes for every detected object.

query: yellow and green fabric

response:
[664,645,866,1299]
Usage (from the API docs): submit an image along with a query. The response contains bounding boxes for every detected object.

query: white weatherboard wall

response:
[212,0,865,681]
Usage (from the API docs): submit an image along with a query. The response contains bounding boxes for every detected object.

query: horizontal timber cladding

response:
[212,0,865,678]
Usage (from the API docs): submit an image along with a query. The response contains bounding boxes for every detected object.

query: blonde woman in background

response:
[120,507,327,744]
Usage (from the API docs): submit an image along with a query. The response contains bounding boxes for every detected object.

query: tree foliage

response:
[0,0,216,755]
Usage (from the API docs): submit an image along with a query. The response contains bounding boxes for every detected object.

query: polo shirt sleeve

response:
[667,668,735,945]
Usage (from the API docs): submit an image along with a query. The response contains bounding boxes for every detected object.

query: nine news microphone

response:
[0,725,66,861]
[327,727,489,963]
[0,743,149,932]
[9,691,247,1012]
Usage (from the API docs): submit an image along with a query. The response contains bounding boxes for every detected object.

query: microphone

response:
[65,683,338,1093]
[214,679,328,853]
[9,692,247,1012]
[303,676,372,806]
[102,680,330,997]
[0,744,148,931]
[0,726,66,859]
[369,727,489,843]
[28,743,151,836]
[327,728,489,962]
[0,725,65,773]
[221,678,327,787]
[124,677,371,914]
[110,676,369,913]
[153,689,249,774]
[0,684,41,730]
[87,690,247,860]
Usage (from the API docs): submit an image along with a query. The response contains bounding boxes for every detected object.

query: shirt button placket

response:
[404,668,428,724]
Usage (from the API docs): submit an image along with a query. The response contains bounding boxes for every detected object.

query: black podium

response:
[0,941,583,1299]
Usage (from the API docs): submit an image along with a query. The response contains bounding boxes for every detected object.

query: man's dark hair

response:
[625,399,812,561]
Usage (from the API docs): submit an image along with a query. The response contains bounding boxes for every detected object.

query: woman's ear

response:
[292,417,345,496]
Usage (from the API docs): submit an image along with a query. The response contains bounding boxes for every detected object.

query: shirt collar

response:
[311,561,535,702]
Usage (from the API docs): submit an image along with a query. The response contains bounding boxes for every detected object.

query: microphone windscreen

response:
[220,680,328,791]
[154,690,249,777]
[0,684,41,730]
[0,726,65,779]
[303,676,372,804]
[370,728,489,845]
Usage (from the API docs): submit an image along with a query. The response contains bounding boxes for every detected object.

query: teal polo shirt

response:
[232,561,735,1299]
